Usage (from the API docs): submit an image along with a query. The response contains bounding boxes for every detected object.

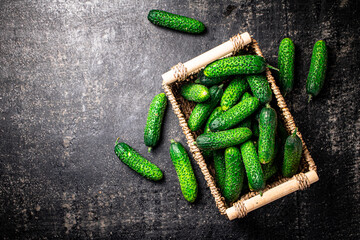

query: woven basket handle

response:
[162,32,252,85]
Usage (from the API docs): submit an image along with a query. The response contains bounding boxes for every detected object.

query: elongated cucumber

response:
[278,38,295,96]
[246,75,273,105]
[213,149,226,194]
[258,105,277,164]
[220,76,249,111]
[282,128,303,177]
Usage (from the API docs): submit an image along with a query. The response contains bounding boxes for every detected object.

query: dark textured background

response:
[1,0,359,239]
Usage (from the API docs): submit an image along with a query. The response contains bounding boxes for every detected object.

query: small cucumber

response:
[169,140,198,203]
[223,147,245,203]
[195,127,252,150]
[246,75,273,105]
[236,92,253,129]
[181,83,210,102]
[147,10,205,34]
[209,97,259,131]
[195,69,227,87]
[306,40,327,101]
[144,93,167,152]
[114,140,163,181]
[240,140,265,191]
[278,38,295,96]
[258,105,277,164]
[203,55,268,78]
[188,85,223,132]
[282,128,303,178]
[213,149,226,194]
[220,76,249,111]
[204,55,268,77]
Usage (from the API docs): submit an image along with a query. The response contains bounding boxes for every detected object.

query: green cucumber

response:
[236,92,253,129]
[147,10,205,34]
[278,38,295,96]
[209,97,259,131]
[195,127,252,150]
[195,69,227,87]
[240,140,265,191]
[169,140,198,203]
[220,76,249,111]
[258,105,277,164]
[114,140,163,181]
[181,83,210,102]
[223,147,245,203]
[144,93,167,152]
[188,85,223,132]
[203,55,270,78]
[282,128,303,177]
[306,40,327,102]
[246,75,273,105]
[213,149,226,194]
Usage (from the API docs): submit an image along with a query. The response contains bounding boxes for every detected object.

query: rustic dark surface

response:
[1,0,359,239]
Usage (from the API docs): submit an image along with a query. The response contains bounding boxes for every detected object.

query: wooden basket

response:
[161,32,319,220]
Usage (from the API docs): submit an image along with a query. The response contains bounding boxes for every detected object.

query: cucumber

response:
[220,76,249,111]
[202,107,223,158]
[203,55,268,78]
[223,147,245,203]
[240,140,265,191]
[147,10,205,34]
[169,140,198,203]
[306,40,327,102]
[246,75,273,105]
[195,127,252,150]
[278,38,295,96]
[114,140,163,181]
[195,69,227,87]
[213,149,226,194]
[188,85,223,132]
[258,105,277,164]
[209,97,259,131]
[236,92,253,129]
[144,93,167,152]
[282,128,303,177]
[181,83,210,102]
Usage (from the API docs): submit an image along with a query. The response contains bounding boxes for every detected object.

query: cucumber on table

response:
[195,69,227,87]
[223,147,245,203]
[306,40,327,102]
[169,140,198,203]
[114,140,163,181]
[181,83,210,102]
[213,149,226,194]
[188,85,223,132]
[220,76,249,111]
[246,74,273,105]
[209,97,259,131]
[203,55,268,78]
[258,105,278,164]
[240,140,265,191]
[144,93,167,152]
[195,127,252,150]
[147,10,205,34]
[278,38,295,96]
[282,128,303,178]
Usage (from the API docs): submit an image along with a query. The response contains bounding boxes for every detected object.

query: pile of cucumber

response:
[114,9,327,204]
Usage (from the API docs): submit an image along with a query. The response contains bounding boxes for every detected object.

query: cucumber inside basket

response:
[162,32,319,220]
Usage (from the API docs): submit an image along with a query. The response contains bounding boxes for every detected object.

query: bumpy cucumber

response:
[236,92,253,129]
[209,97,259,131]
[278,38,295,96]
[144,93,167,152]
[147,10,205,34]
[258,105,277,164]
[188,85,223,132]
[220,76,249,111]
[195,127,252,150]
[282,129,303,177]
[223,147,245,203]
[213,150,226,194]
[204,55,268,78]
[181,83,210,102]
[240,140,265,191]
[114,141,163,181]
[246,75,273,105]
[306,40,327,101]
[169,140,198,203]
[195,69,227,87]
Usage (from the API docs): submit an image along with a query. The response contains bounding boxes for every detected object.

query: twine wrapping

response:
[230,33,245,55]
[295,173,311,190]
[233,201,247,218]
[171,62,187,81]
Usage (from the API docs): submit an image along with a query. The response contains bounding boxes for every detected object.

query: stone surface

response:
[0,0,359,239]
